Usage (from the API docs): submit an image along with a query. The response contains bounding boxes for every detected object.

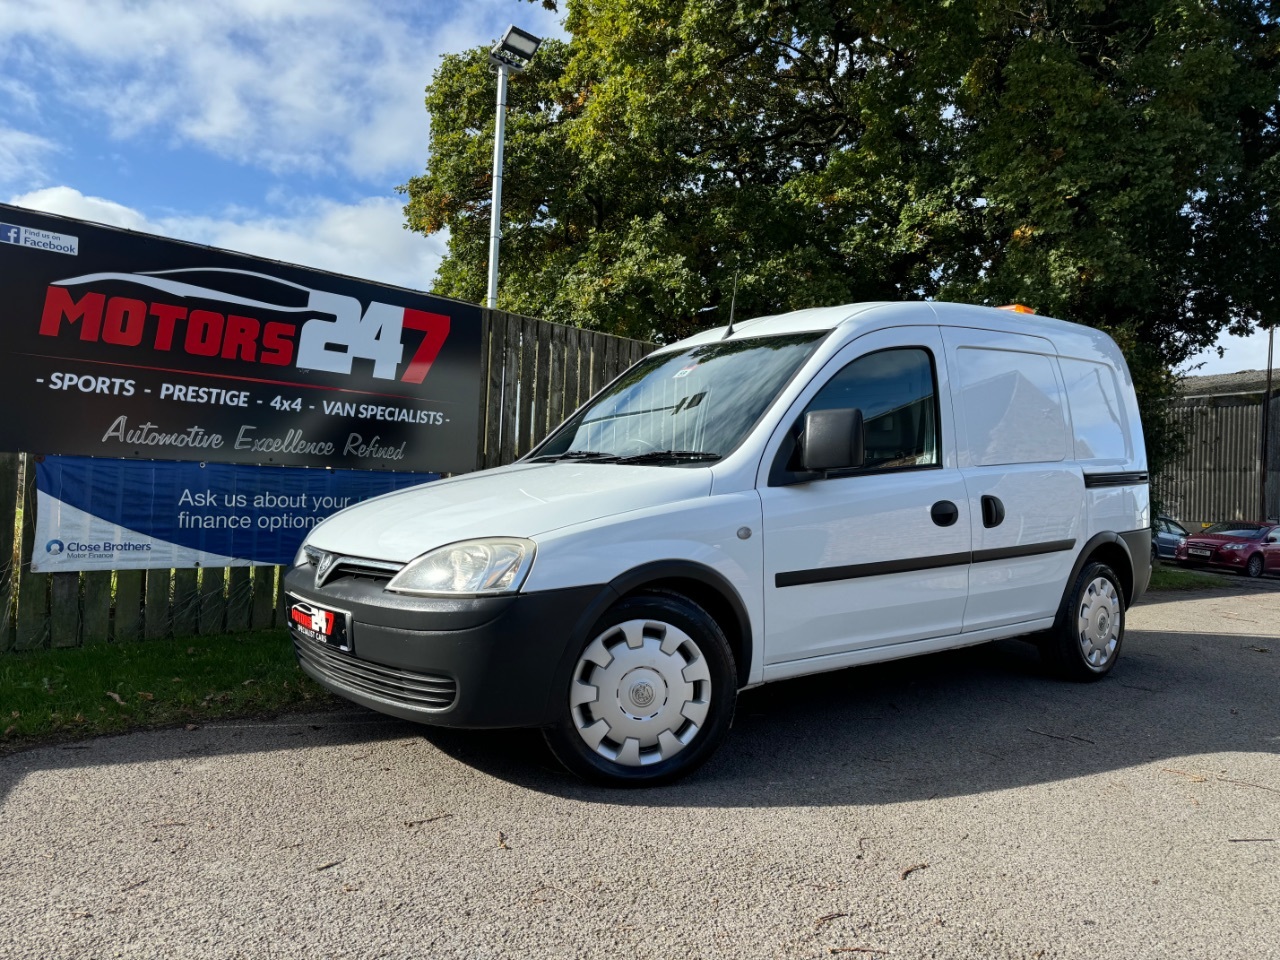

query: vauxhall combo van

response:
[285,301,1151,785]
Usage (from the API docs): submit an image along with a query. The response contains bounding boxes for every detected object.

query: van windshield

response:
[531,332,826,465]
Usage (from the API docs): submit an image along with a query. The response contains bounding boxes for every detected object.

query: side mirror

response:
[801,408,865,473]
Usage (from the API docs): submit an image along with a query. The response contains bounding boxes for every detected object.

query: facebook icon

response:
[0,223,21,246]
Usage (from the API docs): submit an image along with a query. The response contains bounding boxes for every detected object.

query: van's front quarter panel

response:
[524,489,768,681]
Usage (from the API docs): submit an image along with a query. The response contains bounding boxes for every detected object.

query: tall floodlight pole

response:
[486,26,542,310]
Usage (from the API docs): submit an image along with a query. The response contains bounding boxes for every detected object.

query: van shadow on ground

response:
[411,621,1279,807]
[2,615,1275,810]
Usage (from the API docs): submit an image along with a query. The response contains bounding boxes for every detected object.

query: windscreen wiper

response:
[532,450,622,463]
[615,450,722,465]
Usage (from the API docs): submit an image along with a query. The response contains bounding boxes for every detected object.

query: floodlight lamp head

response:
[489,25,542,71]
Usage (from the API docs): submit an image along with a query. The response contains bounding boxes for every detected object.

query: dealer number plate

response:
[287,597,351,652]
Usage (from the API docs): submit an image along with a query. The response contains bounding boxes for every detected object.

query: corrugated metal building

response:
[1154,370,1280,526]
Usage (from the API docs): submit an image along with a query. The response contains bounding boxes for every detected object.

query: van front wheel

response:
[543,592,737,786]
[1042,561,1125,681]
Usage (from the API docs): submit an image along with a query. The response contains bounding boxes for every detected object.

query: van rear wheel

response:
[543,592,737,786]
[1041,561,1125,681]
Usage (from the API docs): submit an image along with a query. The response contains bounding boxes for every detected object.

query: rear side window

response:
[801,347,940,472]
[955,347,1067,465]
[1059,357,1131,461]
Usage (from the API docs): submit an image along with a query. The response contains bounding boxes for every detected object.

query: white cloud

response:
[0,0,565,183]
[0,125,56,186]
[9,185,448,292]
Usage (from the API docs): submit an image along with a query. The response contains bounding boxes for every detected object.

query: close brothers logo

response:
[37,268,451,384]
[45,538,152,556]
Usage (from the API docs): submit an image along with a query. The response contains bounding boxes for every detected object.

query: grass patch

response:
[0,629,337,753]
[1149,562,1228,591]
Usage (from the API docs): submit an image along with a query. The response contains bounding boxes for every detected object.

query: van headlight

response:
[386,538,535,597]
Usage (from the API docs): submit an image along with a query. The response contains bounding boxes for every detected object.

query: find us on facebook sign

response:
[0,222,80,256]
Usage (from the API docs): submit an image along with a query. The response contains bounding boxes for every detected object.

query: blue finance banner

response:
[33,455,437,571]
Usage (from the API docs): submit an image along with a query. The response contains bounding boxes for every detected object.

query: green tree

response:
[402,0,1278,471]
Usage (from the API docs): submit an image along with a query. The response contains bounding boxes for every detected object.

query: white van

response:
[285,301,1151,785]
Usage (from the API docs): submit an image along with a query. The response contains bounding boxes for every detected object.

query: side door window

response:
[771,347,940,484]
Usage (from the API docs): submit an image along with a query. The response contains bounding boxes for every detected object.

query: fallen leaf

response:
[3,725,14,737]
[497,831,511,850]
[106,691,126,705]
[187,647,195,654]
[242,679,257,686]
[10,711,18,719]
[900,862,928,880]
[184,723,199,731]
[137,692,154,701]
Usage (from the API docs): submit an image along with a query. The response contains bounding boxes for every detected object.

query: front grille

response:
[327,557,401,584]
[307,549,401,588]
[294,636,457,712]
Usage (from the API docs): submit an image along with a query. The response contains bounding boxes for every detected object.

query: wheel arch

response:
[1063,532,1136,610]
[606,561,754,689]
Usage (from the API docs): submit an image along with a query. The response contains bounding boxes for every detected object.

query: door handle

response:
[930,500,959,527]
[982,495,1005,528]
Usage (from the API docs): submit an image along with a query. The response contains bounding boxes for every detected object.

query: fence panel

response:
[251,567,275,629]
[143,569,169,640]
[82,572,112,645]
[115,570,144,641]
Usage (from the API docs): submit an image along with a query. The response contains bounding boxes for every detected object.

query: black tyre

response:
[543,592,737,786]
[1041,561,1125,682]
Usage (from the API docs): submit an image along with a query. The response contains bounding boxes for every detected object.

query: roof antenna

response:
[722,269,739,340]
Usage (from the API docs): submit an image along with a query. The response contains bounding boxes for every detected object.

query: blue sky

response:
[0,0,564,292]
[0,0,1271,377]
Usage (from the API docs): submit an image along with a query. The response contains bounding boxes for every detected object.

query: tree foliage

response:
[401,1,1278,433]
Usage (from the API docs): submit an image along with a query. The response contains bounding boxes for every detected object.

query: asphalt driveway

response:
[2,580,1277,959]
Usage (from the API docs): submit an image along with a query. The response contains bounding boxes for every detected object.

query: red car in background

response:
[1175,522,1280,578]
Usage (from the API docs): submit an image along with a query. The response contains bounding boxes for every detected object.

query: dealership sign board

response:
[33,455,437,571]
[0,204,482,472]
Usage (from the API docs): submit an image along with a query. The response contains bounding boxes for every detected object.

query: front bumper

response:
[1175,545,1247,570]
[283,565,605,729]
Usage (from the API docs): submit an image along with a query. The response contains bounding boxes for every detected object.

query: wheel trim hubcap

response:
[1077,576,1121,669]
[569,618,711,767]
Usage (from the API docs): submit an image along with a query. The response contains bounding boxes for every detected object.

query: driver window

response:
[805,347,940,472]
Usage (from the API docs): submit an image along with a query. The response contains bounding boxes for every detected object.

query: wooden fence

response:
[474,309,652,468]
[0,309,652,653]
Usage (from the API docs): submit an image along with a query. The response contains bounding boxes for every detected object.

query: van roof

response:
[666,300,1091,351]
[661,300,1123,368]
